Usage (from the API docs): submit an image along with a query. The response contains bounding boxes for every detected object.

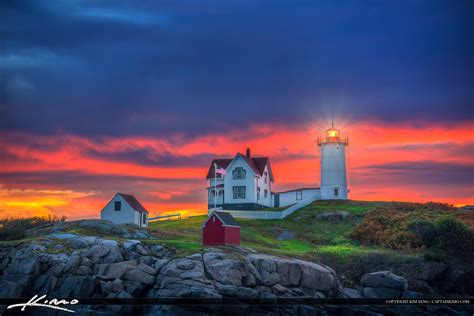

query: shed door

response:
[274,194,279,207]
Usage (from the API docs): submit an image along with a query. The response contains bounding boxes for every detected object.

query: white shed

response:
[100,193,149,228]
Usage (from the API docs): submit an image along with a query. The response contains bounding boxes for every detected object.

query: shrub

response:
[434,218,474,261]
[407,220,437,247]
[350,202,457,250]
[0,215,66,241]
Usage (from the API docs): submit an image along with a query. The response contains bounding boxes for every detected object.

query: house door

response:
[274,194,279,207]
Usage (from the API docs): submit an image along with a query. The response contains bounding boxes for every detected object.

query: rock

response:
[361,271,408,291]
[137,263,155,275]
[102,246,124,264]
[0,280,22,297]
[272,284,288,294]
[294,259,337,292]
[90,244,110,259]
[337,288,362,299]
[176,259,195,270]
[316,211,350,220]
[187,254,202,261]
[362,286,402,298]
[401,290,424,299]
[277,230,294,241]
[249,254,279,286]
[123,240,141,250]
[123,268,155,285]
[111,278,124,292]
[99,260,137,279]
[203,252,244,286]
[154,259,169,272]
[47,233,79,239]
[7,256,40,275]
[150,245,165,254]
[123,281,145,296]
[64,254,81,272]
[73,277,96,297]
[56,276,79,297]
[75,266,92,275]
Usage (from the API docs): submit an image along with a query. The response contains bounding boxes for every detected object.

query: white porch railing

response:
[213,195,318,220]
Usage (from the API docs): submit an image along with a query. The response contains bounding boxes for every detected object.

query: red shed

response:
[202,211,240,246]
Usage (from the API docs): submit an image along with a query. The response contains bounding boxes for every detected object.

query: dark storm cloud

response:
[1,0,473,138]
[354,161,474,188]
[0,170,203,192]
[85,148,226,167]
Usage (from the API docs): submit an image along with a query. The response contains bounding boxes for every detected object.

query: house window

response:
[296,190,303,200]
[264,189,268,198]
[233,186,246,199]
[142,213,147,225]
[264,171,268,184]
[114,201,121,211]
[257,187,261,200]
[334,188,339,196]
[233,167,246,179]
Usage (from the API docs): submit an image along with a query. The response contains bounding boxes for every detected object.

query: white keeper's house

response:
[206,124,349,211]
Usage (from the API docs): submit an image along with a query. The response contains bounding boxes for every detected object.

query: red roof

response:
[117,193,149,214]
[205,153,274,181]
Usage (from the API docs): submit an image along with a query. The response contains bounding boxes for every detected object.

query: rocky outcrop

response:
[316,211,351,220]
[0,237,472,315]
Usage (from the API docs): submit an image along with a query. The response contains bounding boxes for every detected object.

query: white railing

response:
[213,195,318,220]
[280,195,317,218]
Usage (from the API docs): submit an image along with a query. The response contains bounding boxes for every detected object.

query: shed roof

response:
[205,211,240,227]
[117,193,149,214]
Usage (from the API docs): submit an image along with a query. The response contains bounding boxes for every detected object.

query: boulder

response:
[203,252,245,286]
[337,287,362,299]
[361,271,408,291]
[64,254,81,273]
[99,260,137,279]
[401,290,424,299]
[277,231,294,241]
[137,263,156,275]
[0,280,22,297]
[294,259,337,292]
[316,211,350,220]
[90,244,110,259]
[176,259,195,270]
[123,268,155,285]
[362,286,402,298]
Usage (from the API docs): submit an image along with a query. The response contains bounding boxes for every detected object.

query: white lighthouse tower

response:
[318,123,349,200]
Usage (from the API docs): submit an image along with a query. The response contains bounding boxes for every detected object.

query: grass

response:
[148,200,394,261]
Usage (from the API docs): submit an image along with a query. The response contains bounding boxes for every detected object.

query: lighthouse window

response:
[296,190,302,200]
[334,188,339,196]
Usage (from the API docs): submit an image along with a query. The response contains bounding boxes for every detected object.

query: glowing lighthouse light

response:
[317,123,349,200]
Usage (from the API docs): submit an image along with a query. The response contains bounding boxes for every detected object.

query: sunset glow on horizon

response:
[1,121,473,220]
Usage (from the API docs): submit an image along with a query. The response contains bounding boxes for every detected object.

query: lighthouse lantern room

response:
[317,123,349,200]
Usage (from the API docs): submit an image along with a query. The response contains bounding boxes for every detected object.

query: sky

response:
[0,0,473,219]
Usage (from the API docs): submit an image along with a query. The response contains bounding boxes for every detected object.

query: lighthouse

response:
[318,123,349,200]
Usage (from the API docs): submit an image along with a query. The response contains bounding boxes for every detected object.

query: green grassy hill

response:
[148,200,400,260]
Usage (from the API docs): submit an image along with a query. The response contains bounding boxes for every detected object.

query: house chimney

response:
[246,147,251,158]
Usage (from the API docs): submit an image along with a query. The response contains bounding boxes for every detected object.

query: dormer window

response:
[233,167,246,179]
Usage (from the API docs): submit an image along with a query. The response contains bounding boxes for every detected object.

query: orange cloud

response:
[0,121,473,219]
